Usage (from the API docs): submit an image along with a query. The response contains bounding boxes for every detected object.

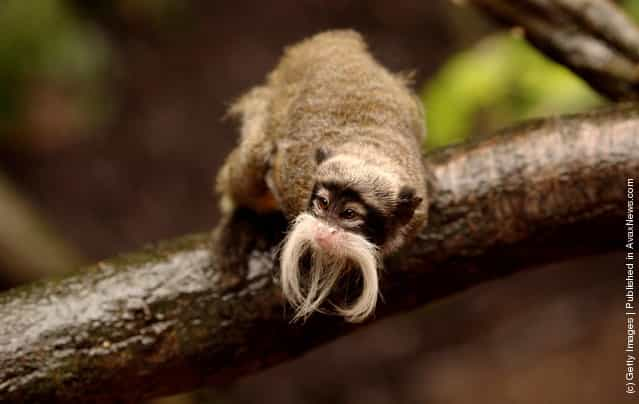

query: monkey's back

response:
[266,31,426,215]
[220,30,427,223]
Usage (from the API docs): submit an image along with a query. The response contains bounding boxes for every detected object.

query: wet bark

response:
[1,104,637,403]
[467,0,639,100]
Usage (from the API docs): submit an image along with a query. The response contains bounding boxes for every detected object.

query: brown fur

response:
[216,30,428,321]
[217,30,427,241]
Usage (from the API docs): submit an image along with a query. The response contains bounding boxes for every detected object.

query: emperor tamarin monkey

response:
[217,30,427,323]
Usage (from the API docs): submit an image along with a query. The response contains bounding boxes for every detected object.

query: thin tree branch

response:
[0,104,637,402]
[554,0,639,61]
[464,0,639,100]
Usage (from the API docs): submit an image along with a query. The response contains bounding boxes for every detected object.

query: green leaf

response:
[422,34,604,150]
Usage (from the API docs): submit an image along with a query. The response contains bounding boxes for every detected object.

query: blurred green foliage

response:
[422,33,604,149]
[0,0,110,144]
[623,0,639,21]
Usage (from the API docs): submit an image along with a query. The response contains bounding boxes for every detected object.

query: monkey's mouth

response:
[297,251,362,303]
[279,213,381,323]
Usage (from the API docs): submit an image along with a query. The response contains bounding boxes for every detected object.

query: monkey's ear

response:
[395,186,422,225]
[315,147,332,165]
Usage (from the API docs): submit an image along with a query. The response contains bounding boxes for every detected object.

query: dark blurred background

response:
[0,1,635,403]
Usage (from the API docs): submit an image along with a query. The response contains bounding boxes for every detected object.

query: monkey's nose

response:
[315,227,337,249]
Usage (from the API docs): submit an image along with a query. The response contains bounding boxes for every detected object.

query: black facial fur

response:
[308,181,391,246]
[395,185,422,226]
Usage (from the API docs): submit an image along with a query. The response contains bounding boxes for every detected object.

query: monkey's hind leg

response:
[216,148,278,214]
[213,87,283,276]
[216,86,279,214]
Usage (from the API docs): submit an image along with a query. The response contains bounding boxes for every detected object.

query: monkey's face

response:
[307,180,422,254]
[279,152,423,323]
[307,183,377,251]
[279,181,385,323]
[309,149,423,252]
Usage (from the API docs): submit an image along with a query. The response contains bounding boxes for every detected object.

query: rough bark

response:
[466,0,639,100]
[1,104,637,403]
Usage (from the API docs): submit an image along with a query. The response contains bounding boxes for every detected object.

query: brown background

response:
[0,1,625,403]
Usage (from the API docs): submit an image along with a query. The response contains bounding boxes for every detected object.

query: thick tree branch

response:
[465,0,639,100]
[1,104,637,402]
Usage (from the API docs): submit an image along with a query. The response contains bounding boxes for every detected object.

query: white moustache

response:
[280,213,380,323]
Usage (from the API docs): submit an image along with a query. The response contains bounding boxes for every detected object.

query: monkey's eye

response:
[316,196,329,210]
[341,208,356,219]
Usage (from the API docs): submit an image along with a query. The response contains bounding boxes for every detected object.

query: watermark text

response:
[626,177,635,395]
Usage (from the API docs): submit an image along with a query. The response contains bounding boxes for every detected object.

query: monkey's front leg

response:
[210,206,287,282]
